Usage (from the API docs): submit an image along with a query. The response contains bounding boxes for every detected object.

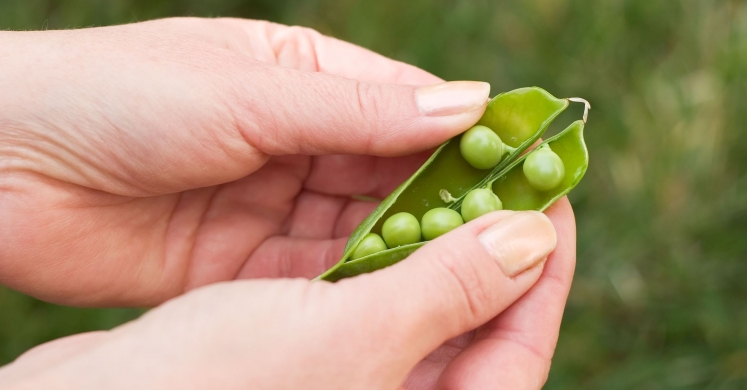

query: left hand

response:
[0,17,487,306]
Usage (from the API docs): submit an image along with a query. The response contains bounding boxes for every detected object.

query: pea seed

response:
[421,208,464,240]
[461,188,503,222]
[382,212,421,247]
[351,233,388,260]
[523,147,565,191]
[460,125,506,170]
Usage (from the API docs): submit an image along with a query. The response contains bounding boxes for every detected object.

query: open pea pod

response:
[317,87,584,282]
[322,119,589,281]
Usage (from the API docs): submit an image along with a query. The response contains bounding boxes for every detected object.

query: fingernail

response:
[477,211,557,277]
[415,81,490,116]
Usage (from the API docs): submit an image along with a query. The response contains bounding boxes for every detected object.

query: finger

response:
[435,198,576,389]
[224,19,444,85]
[286,191,348,239]
[304,151,432,197]
[179,19,481,158]
[234,65,489,157]
[486,199,576,360]
[285,191,379,239]
[183,158,303,290]
[200,68,488,196]
[335,210,557,375]
[237,236,346,279]
[130,67,486,195]
[333,200,379,238]
[403,333,475,390]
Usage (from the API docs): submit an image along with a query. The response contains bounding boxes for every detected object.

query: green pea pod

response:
[321,120,589,282]
[318,87,583,282]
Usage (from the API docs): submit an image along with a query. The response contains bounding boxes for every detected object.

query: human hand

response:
[0,204,575,390]
[0,17,578,389]
[0,18,491,305]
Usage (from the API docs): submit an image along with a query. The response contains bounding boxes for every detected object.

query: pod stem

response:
[567,97,591,123]
[439,189,457,204]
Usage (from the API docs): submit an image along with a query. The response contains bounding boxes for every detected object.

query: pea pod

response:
[318,88,589,282]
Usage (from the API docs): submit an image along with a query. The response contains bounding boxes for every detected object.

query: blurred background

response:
[1,0,746,388]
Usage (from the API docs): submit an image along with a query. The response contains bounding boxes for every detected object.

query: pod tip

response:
[567,97,591,123]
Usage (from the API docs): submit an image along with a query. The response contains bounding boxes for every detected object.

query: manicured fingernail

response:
[477,211,557,277]
[415,81,490,116]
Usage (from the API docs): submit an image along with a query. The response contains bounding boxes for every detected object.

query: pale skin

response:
[0,18,576,389]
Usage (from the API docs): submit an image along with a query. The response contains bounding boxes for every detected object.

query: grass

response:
[2,0,747,387]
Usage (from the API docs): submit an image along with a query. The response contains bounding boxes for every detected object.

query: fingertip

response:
[342,210,551,364]
[476,211,555,278]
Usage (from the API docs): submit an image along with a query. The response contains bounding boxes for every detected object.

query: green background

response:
[2,0,746,388]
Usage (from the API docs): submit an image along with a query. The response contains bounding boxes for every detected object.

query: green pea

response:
[382,212,421,247]
[351,233,388,260]
[421,208,464,240]
[523,147,565,191]
[461,188,503,222]
[459,125,506,170]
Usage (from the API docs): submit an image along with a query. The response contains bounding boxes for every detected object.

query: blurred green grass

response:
[2,0,747,388]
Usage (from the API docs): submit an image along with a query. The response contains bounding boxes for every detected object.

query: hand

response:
[0,18,489,305]
[1,206,574,390]
[0,17,578,389]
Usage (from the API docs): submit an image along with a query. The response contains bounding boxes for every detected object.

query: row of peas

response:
[351,124,566,260]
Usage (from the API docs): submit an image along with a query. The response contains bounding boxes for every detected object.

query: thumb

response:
[337,210,557,368]
[5,31,489,196]
[234,64,491,156]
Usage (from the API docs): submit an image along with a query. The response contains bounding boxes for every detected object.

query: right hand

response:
[1,205,575,390]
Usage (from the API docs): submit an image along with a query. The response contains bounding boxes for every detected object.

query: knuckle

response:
[352,80,384,152]
[266,25,322,71]
[351,81,417,154]
[354,80,385,123]
[290,25,323,39]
